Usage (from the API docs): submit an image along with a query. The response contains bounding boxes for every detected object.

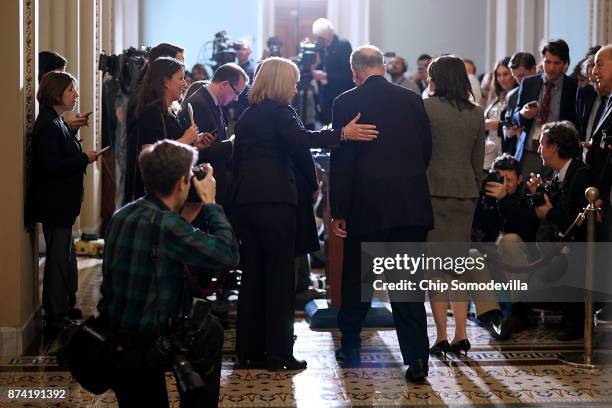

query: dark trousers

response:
[42,224,78,320]
[295,255,311,293]
[235,204,297,358]
[111,317,224,408]
[337,226,429,365]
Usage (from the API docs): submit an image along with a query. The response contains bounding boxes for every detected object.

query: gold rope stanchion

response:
[559,187,612,368]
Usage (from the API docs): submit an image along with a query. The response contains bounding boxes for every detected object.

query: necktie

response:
[538,81,554,124]
[592,95,608,132]
[217,104,225,136]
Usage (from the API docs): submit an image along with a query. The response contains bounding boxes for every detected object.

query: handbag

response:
[58,316,119,394]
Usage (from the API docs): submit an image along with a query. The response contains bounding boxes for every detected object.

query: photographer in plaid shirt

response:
[97,139,239,407]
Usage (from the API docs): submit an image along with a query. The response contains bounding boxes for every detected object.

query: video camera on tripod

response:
[98,47,149,96]
[296,39,322,83]
[211,31,241,69]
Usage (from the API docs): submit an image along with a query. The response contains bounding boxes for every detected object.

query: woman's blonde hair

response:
[249,57,299,105]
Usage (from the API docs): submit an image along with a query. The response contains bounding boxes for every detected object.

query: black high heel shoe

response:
[429,340,450,357]
[448,339,471,356]
[267,355,307,371]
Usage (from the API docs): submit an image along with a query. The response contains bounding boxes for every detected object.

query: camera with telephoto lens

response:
[482,170,505,190]
[268,44,281,57]
[146,298,212,400]
[480,170,505,208]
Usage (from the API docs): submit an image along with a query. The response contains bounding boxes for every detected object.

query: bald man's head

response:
[593,45,612,95]
[350,45,385,86]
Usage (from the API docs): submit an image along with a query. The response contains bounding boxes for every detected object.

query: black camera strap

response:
[150,210,164,336]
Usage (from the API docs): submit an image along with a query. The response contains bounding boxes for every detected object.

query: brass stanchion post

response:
[560,187,612,368]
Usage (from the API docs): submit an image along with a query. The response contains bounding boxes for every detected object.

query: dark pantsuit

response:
[337,226,429,365]
[235,204,297,358]
[42,225,78,320]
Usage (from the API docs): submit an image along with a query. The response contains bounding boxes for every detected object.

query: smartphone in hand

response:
[97,146,111,154]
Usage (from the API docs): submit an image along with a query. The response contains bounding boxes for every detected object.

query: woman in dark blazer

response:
[424,56,485,357]
[232,57,377,370]
[31,72,99,330]
[123,57,211,204]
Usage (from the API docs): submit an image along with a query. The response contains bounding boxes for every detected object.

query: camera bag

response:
[58,316,119,394]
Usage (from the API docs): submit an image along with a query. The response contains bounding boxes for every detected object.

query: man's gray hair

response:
[350,45,384,72]
[312,18,334,36]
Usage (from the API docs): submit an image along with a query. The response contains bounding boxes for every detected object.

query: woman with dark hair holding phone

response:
[483,57,518,170]
[424,55,485,357]
[123,57,213,203]
[31,72,99,331]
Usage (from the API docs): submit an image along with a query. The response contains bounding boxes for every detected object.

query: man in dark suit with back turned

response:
[330,45,433,382]
[512,39,578,178]
[183,63,248,207]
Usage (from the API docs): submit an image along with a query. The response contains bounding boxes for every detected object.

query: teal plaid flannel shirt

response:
[97,195,239,331]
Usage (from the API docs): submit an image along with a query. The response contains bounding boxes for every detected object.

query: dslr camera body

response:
[480,170,505,209]
[526,178,561,208]
[192,164,208,181]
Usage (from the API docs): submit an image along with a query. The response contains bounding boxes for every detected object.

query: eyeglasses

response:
[228,81,241,97]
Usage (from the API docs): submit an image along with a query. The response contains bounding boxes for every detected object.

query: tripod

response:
[293,72,319,130]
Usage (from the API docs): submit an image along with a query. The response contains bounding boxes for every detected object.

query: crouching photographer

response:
[475,154,540,245]
[95,140,239,407]
[471,154,540,340]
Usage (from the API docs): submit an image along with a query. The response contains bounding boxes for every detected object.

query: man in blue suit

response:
[512,39,578,178]
[330,45,433,382]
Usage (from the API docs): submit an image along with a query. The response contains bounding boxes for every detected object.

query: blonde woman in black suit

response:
[232,57,377,370]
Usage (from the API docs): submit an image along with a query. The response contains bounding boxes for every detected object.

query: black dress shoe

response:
[429,340,450,357]
[267,355,307,371]
[557,329,584,341]
[477,309,503,324]
[67,307,82,320]
[448,339,471,356]
[496,316,528,340]
[335,347,360,365]
[238,352,267,368]
[44,317,75,334]
[405,359,428,383]
[479,309,510,340]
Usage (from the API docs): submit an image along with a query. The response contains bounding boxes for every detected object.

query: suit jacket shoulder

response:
[425,97,485,198]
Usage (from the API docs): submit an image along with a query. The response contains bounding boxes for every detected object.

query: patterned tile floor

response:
[1,258,611,407]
